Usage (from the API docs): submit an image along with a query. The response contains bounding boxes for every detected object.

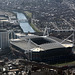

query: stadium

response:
[11,35,73,64]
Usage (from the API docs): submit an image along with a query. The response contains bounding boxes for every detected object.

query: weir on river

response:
[16,12,35,33]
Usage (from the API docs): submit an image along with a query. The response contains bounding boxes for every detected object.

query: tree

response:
[55,0,63,3]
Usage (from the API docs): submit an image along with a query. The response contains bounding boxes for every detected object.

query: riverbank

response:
[24,11,41,32]
[11,10,41,32]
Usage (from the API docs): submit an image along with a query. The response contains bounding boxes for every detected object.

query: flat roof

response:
[0,29,8,32]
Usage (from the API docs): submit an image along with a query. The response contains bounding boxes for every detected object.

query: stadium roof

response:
[11,35,65,52]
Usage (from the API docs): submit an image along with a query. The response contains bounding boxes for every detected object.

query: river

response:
[16,12,35,33]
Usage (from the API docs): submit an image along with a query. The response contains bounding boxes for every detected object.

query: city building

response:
[0,29,10,50]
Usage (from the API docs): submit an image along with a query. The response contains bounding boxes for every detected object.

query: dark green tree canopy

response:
[55,0,63,3]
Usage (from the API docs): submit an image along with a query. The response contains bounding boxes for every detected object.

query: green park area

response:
[52,61,75,67]
[24,11,40,32]
[24,11,32,18]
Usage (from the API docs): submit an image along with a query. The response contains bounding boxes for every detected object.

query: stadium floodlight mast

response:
[43,26,49,36]
[73,30,75,46]
[60,30,75,46]
[43,25,75,46]
[24,38,32,61]
[27,38,32,60]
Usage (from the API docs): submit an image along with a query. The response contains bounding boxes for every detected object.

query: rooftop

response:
[0,29,8,32]
[11,35,65,52]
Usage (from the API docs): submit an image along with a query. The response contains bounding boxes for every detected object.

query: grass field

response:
[24,11,41,32]
[24,11,32,18]
[52,61,75,67]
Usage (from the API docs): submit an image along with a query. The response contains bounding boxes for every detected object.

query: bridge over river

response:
[18,19,28,23]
